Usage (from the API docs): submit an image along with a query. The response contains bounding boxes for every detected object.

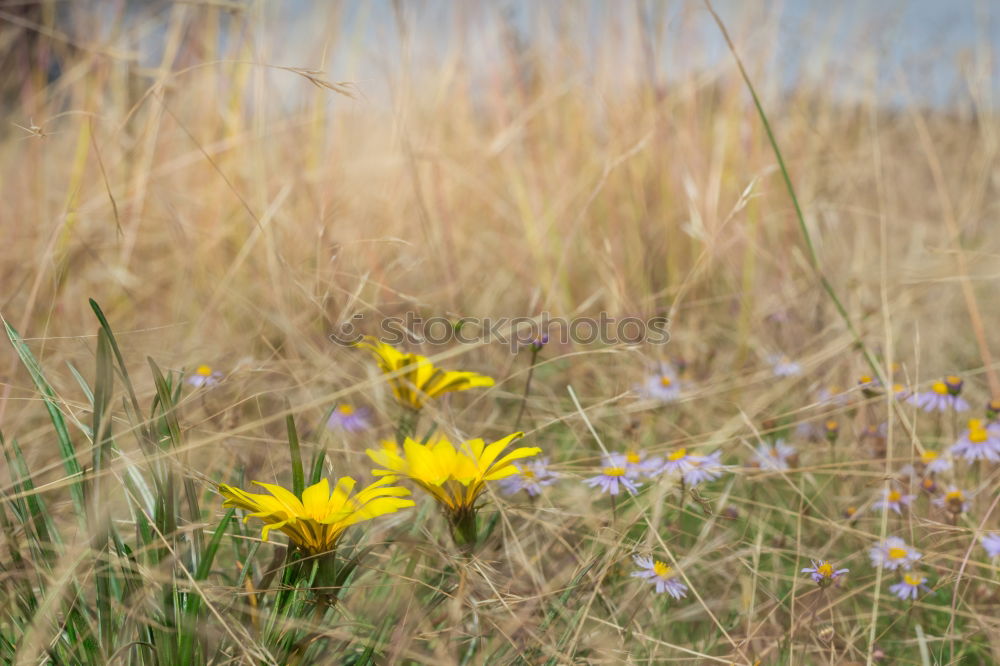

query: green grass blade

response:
[89,299,148,439]
[2,317,86,518]
[147,358,183,450]
[196,508,235,581]
[2,434,60,555]
[148,358,204,566]
[178,508,236,664]
[92,329,115,475]
[66,360,95,406]
[309,444,326,486]
[352,617,391,666]
[92,328,116,657]
[285,409,304,499]
[702,1,882,378]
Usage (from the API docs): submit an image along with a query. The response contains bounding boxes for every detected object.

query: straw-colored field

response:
[3,2,1000,664]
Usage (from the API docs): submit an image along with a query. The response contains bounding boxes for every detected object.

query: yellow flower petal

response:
[483,446,543,480]
[251,481,305,514]
[372,431,542,514]
[301,478,330,518]
[220,476,412,554]
[357,336,494,409]
[405,437,451,485]
[476,432,525,473]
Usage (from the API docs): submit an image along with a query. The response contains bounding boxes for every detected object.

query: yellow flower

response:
[366,432,540,512]
[219,477,414,555]
[357,337,494,410]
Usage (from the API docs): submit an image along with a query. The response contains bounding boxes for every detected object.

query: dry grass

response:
[2,1,1000,664]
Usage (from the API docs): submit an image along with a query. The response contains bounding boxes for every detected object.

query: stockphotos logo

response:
[330,312,670,352]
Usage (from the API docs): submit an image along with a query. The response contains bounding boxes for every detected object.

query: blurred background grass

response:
[2,1,1000,663]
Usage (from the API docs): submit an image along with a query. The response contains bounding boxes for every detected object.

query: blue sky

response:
[128,0,999,111]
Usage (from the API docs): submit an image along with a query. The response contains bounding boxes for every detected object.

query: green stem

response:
[703,0,882,380]
[513,347,541,431]
[449,508,479,553]
[395,407,419,445]
[677,478,686,525]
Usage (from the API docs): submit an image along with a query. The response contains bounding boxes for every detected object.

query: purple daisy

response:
[889,573,931,601]
[584,462,641,496]
[631,555,689,599]
[186,364,223,388]
[325,404,372,432]
[769,354,802,378]
[751,440,796,471]
[682,450,728,487]
[499,457,559,497]
[932,486,971,514]
[908,378,970,412]
[638,363,683,403]
[869,537,921,571]
[981,533,1000,558]
[951,419,1000,462]
[872,487,916,515]
[801,559,849,587]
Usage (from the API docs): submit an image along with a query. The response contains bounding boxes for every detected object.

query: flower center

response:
[932,381,948,395]
[817,561,833,577]
[196,364,213,376]
[859,375,873,384]
[888,490,901,502]
[888,547,908,560]
[659,376,672,387]
[946,490,963,501]
[603,467,626,477]
[522,468,536,480]
[626,451,641,464]
[337,404,355,415]
[668,448,687,461]
[903,574,922,586]
[825,420,838,430]
[652,560,672,578]
[921,451,938,463]
[969,420,988,442]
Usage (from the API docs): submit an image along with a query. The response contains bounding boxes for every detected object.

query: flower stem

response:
[513,346,541,431]
[396,407,419,445]
[449,508,479,553]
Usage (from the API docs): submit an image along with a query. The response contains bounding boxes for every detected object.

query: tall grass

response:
[2,1,1000,663]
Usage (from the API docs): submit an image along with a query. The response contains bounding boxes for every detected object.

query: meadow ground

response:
[2,2,1000,664]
